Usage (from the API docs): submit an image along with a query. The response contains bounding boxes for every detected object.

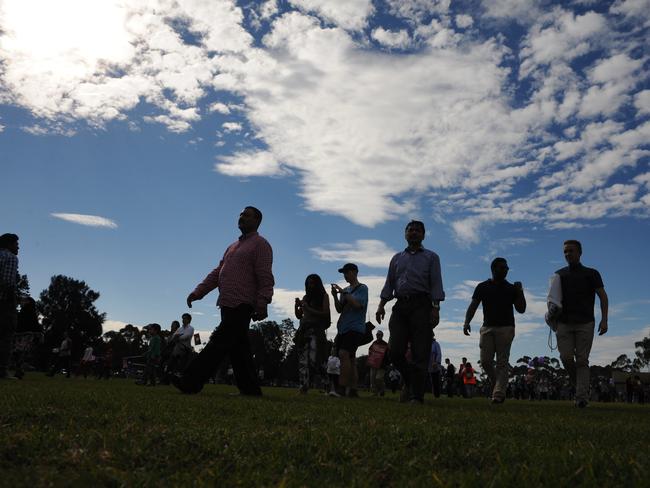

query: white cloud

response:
[589,324,650,366]
[215,150,285,177]
[371,27,411,49]
[386,0,451,23]
[634,90,650,115]
[287,0,374,31]
[520,11,607,76]
[455,14,474,28]
[209,102,231,114]
[310,240,397,269]
[0,123,4,132]
[222,121,243,132]
[482,0,542,23]
[51,213,118,229]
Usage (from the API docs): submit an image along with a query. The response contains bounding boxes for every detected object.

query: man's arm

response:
[513,281,526,314]
[253,240,275,320]
[0,254,18,298]
[463,299,480,336]
[429,253,444,328]
[596,287,608,335]
[376,256,397,323]
[187,254,226,308]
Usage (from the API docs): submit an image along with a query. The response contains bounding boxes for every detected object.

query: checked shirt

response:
[0,248,19,302]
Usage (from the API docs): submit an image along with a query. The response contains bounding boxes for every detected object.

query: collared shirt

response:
[172,324,195,348]
[0,249,19,302]
[193,232,274,310]
[380,247,445,302]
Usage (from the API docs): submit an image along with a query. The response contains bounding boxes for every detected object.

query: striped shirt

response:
[193,232,274,310]
[0,249,19,302]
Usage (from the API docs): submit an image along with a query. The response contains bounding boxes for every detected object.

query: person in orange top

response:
[463,361,477,398]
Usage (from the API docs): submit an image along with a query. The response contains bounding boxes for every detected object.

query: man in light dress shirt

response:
[174,207,274,396]
[376,221,445,404]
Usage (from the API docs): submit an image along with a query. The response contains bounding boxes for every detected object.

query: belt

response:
[396,293,430,301]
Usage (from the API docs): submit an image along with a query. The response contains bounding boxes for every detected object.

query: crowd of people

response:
[0,207,633,408]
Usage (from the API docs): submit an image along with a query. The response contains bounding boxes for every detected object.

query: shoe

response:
[171,374,204,394]
[409,399,424,405]
[0,374,18,380]
[491,398,505,404]
[328,390,341,397]
[298,385,308,395]
[576,400,588,408]
[346,388,359,398]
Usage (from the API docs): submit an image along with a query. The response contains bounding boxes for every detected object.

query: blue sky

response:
[1,0,649,366]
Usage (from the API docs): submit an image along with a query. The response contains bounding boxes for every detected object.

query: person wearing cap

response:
[463,257,526,404]
[376,220,445,404]
[175,206,274,396]
[367,330,389,396]
[331,263,368,398]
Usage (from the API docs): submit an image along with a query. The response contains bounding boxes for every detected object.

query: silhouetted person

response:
[367,330,389,396]
[331,263,368,398]
[554,240,608,408]
[294,274,330,394]
[444,358,455,397]
[175,207,274,395]
[0,233,20,380]
[428,333,442,398]
[376,221,445,404]
[463,257,526,404]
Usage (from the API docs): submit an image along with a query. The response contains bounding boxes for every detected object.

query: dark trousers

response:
[446,376,455,397]
[0,300,17,376]
[178,304,261,395]
[388,297,433,402]
[430,370,441,398]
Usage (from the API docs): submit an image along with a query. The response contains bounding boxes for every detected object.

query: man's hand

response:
[463,323,471,336]
[186,292,199,308]
[330,284,342,295]
[376,304,385,324]
[431,308,440,328]
[514,281,523,291]
[252,306,268,322]
[598,319,608,336]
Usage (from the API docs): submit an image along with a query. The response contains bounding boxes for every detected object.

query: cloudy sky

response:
[1,0,649,367]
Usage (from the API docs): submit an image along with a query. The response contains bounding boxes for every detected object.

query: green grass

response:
[1,374,648,487]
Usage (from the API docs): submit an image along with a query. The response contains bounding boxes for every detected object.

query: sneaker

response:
[576,399,588,408]
[328,390,341,397]
[0,374,18,380]
[298,385,308,395]
[409,398,424,405]
[491,398,505,404]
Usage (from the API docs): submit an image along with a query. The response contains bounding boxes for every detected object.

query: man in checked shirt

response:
[0,233,20,380]
[174,207,274,395]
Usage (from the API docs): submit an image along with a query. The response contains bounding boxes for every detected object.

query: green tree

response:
[38,275,105,359]
[634,336,650,371]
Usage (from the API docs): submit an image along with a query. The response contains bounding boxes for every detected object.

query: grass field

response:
[1,374,648,487]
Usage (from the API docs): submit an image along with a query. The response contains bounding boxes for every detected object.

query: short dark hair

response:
[182,313,192,322]
[563,240,582,254]
[149,323,161,332]
[171,320,180,328]
[0,233,18,249]
[246,206,263,224]
[405,220,425,234]
[490,257,507,270]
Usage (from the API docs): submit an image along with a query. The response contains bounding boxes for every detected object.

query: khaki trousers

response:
[556,321,595,402]
[479,326,515,401]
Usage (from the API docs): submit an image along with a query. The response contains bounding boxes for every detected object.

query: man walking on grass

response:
[174,206,274,395]
[553,240,608,408]
[0,233,20,380]
[376,220,445,404]
[463,257,526,404]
